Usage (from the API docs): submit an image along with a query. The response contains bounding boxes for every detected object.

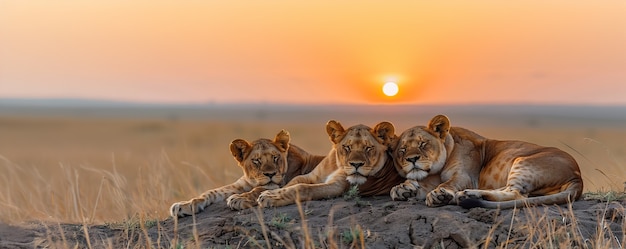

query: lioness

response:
[170,130,324,217]
[390,115,583,209]
[257,120,405,207]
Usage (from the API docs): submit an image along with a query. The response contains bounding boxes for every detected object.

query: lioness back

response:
[284,144,326,181]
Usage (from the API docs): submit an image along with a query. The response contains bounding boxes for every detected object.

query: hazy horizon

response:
[3,97,626,107]
[2,97,626,130]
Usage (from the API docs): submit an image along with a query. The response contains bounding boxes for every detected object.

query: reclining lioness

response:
[170,130,324,217]
[390,115,583,209]
[258,120,405,207]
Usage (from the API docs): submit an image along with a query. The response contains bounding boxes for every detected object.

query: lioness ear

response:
[427,115,451,139]
[326,120,345,144]
[273,130,290,151]
[230,139,251,163]
[373,121,396,144]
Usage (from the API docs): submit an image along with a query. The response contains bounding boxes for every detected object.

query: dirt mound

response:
[2,197,625,248]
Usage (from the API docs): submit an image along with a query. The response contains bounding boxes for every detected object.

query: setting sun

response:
[382,82,399,97]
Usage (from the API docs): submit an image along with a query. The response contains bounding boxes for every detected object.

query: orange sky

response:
[1,1,625,105]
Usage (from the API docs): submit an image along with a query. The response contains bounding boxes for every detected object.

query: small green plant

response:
[269,213,291,230]
[144,219,158,229]
[105,215,158,233]
[343,184,360,201]
[583,190,626,202]
[341,226,362,244]
[343,184,370,207]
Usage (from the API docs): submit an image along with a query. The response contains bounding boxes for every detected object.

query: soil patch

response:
[2,197,624,248]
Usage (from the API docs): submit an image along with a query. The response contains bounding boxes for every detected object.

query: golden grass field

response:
[0,104,625,228]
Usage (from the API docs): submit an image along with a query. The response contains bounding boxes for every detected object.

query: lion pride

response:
[390,114,583,209]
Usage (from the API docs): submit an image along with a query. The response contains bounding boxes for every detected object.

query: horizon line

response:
[1,97,626,108]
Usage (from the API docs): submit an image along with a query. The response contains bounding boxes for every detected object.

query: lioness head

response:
[326,120,396,185]
[230,130,291,189]
[392,115,451,181]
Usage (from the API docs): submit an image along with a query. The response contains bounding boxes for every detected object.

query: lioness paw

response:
[456,190,482,203]
[169,199,204,218]
[390,181,419,201]
[257,190,278,208]
[426,187,455,207]
[227,193,257,210]
[258,190,288,208]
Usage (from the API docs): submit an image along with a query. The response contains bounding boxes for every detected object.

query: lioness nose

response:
[264,172,276,178]
[406,155,420,163]
[349,162,365,169]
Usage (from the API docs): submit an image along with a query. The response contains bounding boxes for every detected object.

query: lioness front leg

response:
[390,180,420,201]
[227,187,270,210]
[170,179,249,217]
[170,197,209,217]
[426,186,457,207]
[257,186,301,207]
[392,174,442,201]
[457,187,526,203]
[258,180,349,207]
[455,189,484,204]
[283,173,319,187]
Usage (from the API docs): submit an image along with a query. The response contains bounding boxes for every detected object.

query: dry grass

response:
[0,116,327,224]
[0,112,625,248]
[477,200,625,249]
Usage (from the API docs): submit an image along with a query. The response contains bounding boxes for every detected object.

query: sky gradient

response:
[1,1,625,105]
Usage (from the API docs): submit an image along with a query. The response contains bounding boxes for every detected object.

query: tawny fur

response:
[257,120,405,207]
[169,130,324,217]
[390,115,583,209]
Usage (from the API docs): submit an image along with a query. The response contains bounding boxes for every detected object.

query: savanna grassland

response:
[0,103,625,248]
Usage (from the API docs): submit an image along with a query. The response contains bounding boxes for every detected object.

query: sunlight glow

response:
[382,82,399,97]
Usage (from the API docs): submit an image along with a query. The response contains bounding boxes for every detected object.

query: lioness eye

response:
[343,145,351,152]
[273,155,279,163]
[252,159,261,166]
[398,148,406,154]
[365,146,373,153]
